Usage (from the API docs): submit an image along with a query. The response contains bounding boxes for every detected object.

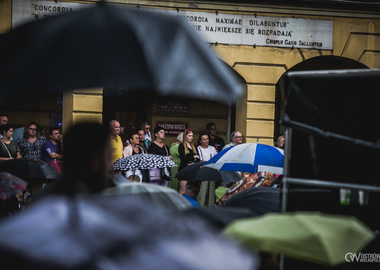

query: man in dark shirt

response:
[206,122,225,152]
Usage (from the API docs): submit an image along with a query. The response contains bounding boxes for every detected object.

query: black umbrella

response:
[176,161,241,183]
[0,4,244,104]
[222,187,281,215]
[0,194,258,270]
[0,158,60,184]
[181,206,258,231]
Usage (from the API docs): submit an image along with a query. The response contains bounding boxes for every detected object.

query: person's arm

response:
[16,147,21,159]
[123,145,131,157]
[51,152,63,159]
[194,146,200,160]
[178,144,186,162]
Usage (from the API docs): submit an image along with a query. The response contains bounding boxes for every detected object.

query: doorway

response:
[103,92,150,143]
[274,55,369,137]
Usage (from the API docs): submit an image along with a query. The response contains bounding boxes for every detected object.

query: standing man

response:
[222,131,244,150]
[206,122,225,152]
[142,121,152,149]
[42,127,63,174]
[137,128,148,153]
[109,120,123,164]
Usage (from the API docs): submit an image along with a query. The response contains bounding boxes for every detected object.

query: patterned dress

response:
[18,138,46,160]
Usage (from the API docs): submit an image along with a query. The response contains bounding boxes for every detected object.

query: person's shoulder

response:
[42,140,51,148]
[170,142,178,149]
[209,145,217,151]
[123,144,132,150]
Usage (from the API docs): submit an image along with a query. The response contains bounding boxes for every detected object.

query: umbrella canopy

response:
[0,194,258,270]
[100,182,192,211]
[204,143,284,174]
[182,206,257,231]
[0,172,27,201]
[0,158,60,184]
[0,4,244,104]
[222,212,375,266]
[222,187,281,215]
[112,153,176,171]
[176,161,241,183]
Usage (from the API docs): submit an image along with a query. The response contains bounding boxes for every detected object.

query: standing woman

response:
[148,126,172,186]
[196,132,218,206]
[0,124,21,161]
[123,132,145,182]
[18,122,46,161]
[178,129,200,194]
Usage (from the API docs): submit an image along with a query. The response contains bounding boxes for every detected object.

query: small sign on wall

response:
[156,121,188,136]
[157,102,189,114]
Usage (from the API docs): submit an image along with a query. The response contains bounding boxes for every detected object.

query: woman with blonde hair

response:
[178,129,200,194]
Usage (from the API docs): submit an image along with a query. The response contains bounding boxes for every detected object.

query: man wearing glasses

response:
[206,122,225,153]
[42,127,64,174]
[222,131,244,150]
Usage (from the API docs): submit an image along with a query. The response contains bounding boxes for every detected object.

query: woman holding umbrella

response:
[148,126,172,186]
[122,132,145,182]
[0,124,21,161]
[178,129,200,194]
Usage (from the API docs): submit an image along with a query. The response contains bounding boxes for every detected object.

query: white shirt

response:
[145,132,152,142]
[197,145,217,162]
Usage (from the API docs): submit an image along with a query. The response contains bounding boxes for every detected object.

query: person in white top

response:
[196,132,218,207]
[197,132,217,162]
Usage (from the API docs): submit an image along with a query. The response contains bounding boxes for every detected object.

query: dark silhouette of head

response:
[63,122,112,193]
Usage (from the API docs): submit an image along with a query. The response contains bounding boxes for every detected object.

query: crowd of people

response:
[1,112,285,214]
[0,114,64,172]
[108,119,257,207]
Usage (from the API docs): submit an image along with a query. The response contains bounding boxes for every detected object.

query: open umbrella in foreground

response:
[0,194,258,270]
[0,172,27,201]
[222,211,375,266]
[0,158,60,184]
[0,4,244,104]
[204,143,284,175]
[222,187,281,215]
[100,182,192,211]
[176,161,241,183]
[181,206,256,231]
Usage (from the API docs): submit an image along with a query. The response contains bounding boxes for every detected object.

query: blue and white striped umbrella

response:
[203,143,284,175]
